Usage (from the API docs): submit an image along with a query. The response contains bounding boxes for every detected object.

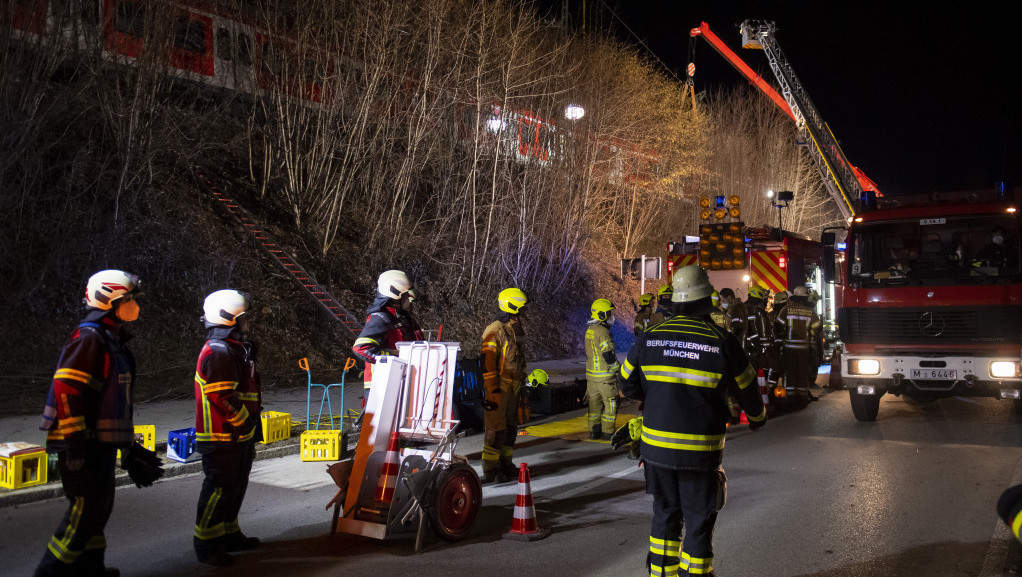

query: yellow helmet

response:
[711,290,720,307]
[591,298,615,321]
[748,285,769,299]
[639,292,655,307]
[498,288,527,314]
[527,369,549,387]
[656,284,673,298]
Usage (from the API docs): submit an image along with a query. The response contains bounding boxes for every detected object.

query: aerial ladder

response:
[689,21,880,219]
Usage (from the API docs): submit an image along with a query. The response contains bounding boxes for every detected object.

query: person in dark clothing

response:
[351,270,424,401]
[620,265,766,577]
[193,289,262,567]
[974,226,1018,270]
[35,270,143,577]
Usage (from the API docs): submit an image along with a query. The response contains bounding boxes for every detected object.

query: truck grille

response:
[839,306,1022,345]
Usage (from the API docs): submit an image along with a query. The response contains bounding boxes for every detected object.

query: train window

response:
[173,17,206,53]
[115,0,146,37]
[236,32,251,65]
[216,28,232,60]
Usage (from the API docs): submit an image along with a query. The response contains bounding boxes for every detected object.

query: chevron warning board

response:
[751,250,787,293]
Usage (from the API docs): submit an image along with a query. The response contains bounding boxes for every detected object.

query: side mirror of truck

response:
[821,232,836,283]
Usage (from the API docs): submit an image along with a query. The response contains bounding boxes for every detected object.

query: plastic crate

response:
[260,411,291,445]
[0,443,48,490]
[167,428,200,463]
[530,381,581,415]
[117,424,156,458]
[300,429,344,462]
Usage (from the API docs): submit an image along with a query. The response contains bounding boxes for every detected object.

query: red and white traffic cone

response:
[374,431,400,503]
[503,463,550,541]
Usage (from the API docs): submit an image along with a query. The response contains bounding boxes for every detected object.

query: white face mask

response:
[993,235,1005,246]
[720,301,729,310]
[606,313,615,325]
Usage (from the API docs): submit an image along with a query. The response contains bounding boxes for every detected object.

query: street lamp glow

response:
[565,104,585,120]
[767,189,775,199]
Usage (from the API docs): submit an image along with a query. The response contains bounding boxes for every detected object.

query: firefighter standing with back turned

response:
[620,265,766,577]
[774,286,822,404]
[480,288,529,483]
[35,270,161,577]
[586,299,620,440]
[192,289,262,567]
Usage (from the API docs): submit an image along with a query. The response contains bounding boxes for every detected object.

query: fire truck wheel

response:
[429,462,482,541]
[849,388,880,421]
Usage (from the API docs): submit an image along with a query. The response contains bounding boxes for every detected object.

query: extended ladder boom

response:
[740,20,860,219]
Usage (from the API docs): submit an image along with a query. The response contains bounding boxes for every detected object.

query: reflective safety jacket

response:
[709,307,728,330]
[724,300,748,345]
[352,294,424,386]
[194,328,262,444]
[40,313,136,455]
[620,314,766,470]
[585,321,619,383]
[634,307,654,336]
[743,297,773,354]
[481,316,526,427]
[773,300,821,351]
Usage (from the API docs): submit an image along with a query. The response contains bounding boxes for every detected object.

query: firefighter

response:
[480,288,528,483]
[719,288,748,346]
[620,265,766,577]
[709,290,727,329]
[634,292,656,336]
[351,270,424,404]
[743,285,774,370]
[586,299,620,440]
[998,484,1022,544]
[773,286,822,404]
[193,289,262,566]
[807,289,824,387]
[35,270,154,577]
[649,284,674,326]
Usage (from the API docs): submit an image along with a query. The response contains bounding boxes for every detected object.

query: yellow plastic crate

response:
[117,424,156,459]
[300,430,344,461]
[0,443,48,490]
[260,411,292,445]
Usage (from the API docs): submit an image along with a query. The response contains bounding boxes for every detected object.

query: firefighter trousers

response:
[482,386,519,476]
[194,441,255,555]
[587,378,618,435]
[645,465,721,576]
[782,347,812,393]
[35,444,118,577]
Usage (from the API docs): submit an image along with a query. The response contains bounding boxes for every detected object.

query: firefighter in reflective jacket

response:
[773,286,822,403]
[193,290,262,566]
[586,299,620,440]
[620,265,766,577]
[35,270,141,577]
[708,291,727,329]
[480,288,528,483]
[634,292,657,336]
[352,270,424,403]
[719,288,747,346]
[649,284,674,326]
[742,285,773,369]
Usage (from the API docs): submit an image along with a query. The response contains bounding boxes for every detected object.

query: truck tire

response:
[849,388,880,421]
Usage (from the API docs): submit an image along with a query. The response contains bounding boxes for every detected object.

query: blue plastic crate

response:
[454,357,484,402]
[167,427,200,463]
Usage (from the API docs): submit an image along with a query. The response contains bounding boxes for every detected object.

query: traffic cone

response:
[503,463,550,541]
[739,411,749,425]
[374,431,400,503]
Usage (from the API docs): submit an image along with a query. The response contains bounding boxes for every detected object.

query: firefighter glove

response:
[610,422,631,450]
[122,442,165,488]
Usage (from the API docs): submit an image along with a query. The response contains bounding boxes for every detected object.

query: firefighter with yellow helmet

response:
[648,284,674,326]
[586,299,620,440]
[634,292,656,336]
[620,265,766,577]
[480,288,528,483]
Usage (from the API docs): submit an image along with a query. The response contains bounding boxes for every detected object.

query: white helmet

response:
[203,289,250,326]
[84,269,139,310]
[671,265,715,303]
[377,270,414,300]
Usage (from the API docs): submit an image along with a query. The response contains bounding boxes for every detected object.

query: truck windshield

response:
[847,214,1020,286]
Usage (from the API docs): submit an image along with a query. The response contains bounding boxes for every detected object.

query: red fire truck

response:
[829,189,1022,421]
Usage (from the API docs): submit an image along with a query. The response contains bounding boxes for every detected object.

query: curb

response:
[0,437,304,509]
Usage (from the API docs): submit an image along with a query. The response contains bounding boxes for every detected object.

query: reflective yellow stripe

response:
[1013,509,1022,542]
[735,364,756,390]
[642,425,725,451]
[747,406,767,423]
[194,488,225,540]
[54,368,102,389]
[642,364,721,388]
[202,380,237,394]
[195,431,235,442]
[353,337,379,347]
[228,406,250,426]
[682,551,713,574]
[237,392,259,401]
[621,358,634,379]
[48,496,85,562]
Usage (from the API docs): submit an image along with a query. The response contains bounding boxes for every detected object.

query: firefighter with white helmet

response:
[634,292,657,336]
[585,299,620,440]
[480,288,528,483]
[620,265,765,577]
[351,270,424,404]
[192,289,262,566]
[773,286,822,405]
[36,270,159,577]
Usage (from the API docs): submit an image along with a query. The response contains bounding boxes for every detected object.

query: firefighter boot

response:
[225,533,260,552]
[590,424,605,440]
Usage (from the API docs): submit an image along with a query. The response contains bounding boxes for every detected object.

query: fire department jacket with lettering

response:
[620,313,766,471]
[351,294,424,384]
[773,300,821,351]
[194,327,262,444]
[40,312,136,456]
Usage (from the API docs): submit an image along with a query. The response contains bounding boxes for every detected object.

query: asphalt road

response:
[3,389,1021,577]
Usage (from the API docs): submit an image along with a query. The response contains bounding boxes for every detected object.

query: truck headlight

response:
[990,361,1020,379]
[849,359,880,376]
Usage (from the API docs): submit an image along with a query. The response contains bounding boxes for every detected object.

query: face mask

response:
[115,299,139,322]
[993,235,1004,246]
[606,313,615,325]
[720,302,729,310]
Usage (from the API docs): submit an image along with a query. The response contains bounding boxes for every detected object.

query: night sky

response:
[538,1,1019,197]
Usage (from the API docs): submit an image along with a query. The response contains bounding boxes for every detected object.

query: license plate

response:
[910,369,957,379]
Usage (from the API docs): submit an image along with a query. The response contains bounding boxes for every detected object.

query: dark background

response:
[537,1,1019,197]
